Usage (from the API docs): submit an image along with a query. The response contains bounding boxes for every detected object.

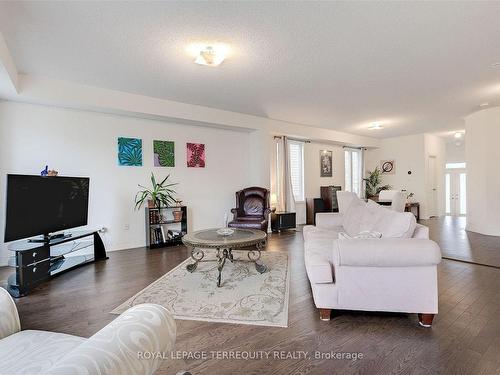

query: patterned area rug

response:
[111,250,290,327]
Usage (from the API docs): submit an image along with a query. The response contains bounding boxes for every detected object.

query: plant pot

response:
[173,210,183,222]
[147,199,156,208]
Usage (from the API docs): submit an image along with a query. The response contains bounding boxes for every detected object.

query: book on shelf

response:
[149,210,160,224]
[160,226,166,242]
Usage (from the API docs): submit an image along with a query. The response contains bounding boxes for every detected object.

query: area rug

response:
[111,250,290,327]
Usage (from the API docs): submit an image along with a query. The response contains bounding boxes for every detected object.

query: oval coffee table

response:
[182,228,267,287]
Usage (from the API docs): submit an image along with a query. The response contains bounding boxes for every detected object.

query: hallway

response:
[421,216,500,268]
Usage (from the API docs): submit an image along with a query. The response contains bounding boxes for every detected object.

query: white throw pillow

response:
[337,191,359,214]
[342,198,367,236]
[366,200,417,238]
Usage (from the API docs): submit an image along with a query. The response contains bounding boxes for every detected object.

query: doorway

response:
[445,167,466,216]
[427,155,438,217]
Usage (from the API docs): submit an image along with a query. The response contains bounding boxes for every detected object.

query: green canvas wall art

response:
[153,140,175,167]
[118,137,143,166]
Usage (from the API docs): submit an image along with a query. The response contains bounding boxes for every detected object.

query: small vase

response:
[173,210,183,222]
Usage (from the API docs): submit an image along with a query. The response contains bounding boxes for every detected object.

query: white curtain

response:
[284,137,296,212]
[271,136,296,213]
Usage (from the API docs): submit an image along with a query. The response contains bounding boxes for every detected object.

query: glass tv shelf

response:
[6,230,108,298]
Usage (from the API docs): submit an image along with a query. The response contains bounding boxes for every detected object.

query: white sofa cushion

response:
[342,198,367,236]
[304,238,336,283]
[0,330,85,375]
[343,200,416,238]
[315,212,344,229]
[336,191,359,214]
[366,200,416,238]
[333,238,442,267]
[303,225,343,243]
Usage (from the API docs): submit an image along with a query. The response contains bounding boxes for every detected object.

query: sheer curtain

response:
[271,136,296,212]
[284,137,296,212]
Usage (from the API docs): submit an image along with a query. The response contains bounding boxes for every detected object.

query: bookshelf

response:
[145,206,187,249]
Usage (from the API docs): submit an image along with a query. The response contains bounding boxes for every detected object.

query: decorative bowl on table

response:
[216,228,234,236]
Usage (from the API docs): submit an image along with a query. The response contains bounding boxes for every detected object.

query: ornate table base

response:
[186,244,267,287]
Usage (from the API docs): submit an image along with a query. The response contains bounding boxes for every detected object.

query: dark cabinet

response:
[271,212,296,232]
[320,186,342,212]
[306,198,326,225]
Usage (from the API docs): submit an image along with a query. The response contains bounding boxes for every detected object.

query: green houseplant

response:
[364,167,392,198]
[135,172,178,210]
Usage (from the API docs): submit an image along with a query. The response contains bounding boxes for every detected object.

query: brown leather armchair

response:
[228,187,273,231]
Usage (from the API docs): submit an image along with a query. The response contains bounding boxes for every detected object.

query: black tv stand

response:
[7,230,108,297]
[29,233,72,243]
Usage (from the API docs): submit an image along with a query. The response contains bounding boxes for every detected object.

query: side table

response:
[271,211,296,232]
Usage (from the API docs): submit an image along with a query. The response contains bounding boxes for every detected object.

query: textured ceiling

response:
[1,1,500,137]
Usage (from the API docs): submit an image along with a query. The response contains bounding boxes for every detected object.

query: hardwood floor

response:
[421,216,500,268]
[1,230,500,374]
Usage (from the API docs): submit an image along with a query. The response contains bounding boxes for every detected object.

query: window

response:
[345,148,363,197]
[289,141,304,201]
[446,162,466,169]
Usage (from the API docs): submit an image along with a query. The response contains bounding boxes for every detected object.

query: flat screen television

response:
[4,174,90,242]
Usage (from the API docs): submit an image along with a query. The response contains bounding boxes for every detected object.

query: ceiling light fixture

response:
[454,132,463,139]
[491,62,500,68]
[480,102,489,107]
[368,122,384,130]
[190,44,229,67]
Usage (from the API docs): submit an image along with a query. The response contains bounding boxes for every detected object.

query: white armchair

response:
[0,287,177,375]
[378,189,400,201]
[303,198,441,327]
[390,191,407,212]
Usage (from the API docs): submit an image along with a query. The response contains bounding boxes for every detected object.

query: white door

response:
[427,156,438,217]
[445,169,466,216]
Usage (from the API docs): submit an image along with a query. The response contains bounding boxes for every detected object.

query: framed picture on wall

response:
[320,150,333,177]
[381,160,396,174]
[186,143,206,168]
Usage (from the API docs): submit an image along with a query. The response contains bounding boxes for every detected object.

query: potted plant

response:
[135,173,178,212]
[364,167,392,199]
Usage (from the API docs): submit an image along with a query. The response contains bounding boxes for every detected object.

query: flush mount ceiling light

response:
[491,62,500,68]
[368,122,384,130]
[480,102,489,107]
[454,132,463,139]
[188,43,229,67]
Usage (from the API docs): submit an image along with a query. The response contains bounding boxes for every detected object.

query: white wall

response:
[365,134,426,210]
[365,133,445,219]
[465,107,500,236]
[445,141,465,163]
[0,101,253,265]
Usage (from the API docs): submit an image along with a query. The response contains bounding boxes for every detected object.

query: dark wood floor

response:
[1,230,500,374]
[422,216,500,268]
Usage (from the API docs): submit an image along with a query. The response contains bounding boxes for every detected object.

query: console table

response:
[7,230,107,297]
[405,202,420,220]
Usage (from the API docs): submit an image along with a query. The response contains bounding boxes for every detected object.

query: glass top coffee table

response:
[182,228,267,287]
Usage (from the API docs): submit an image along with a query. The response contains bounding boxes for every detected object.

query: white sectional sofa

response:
[0,287,176,375]
[303,192,442,327]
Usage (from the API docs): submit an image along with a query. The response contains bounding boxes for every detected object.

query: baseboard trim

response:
[442,256,500,270]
